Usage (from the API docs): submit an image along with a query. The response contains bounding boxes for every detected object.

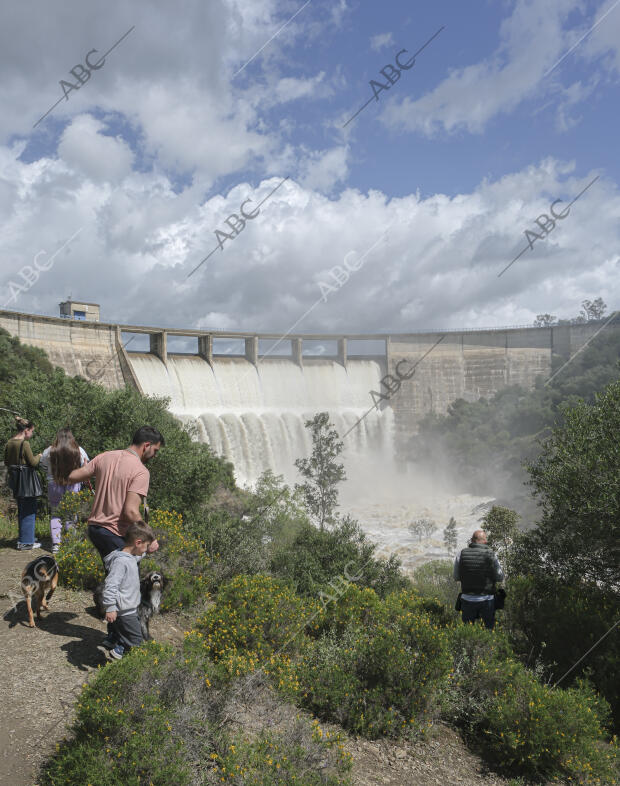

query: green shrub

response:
[316,583,385,636]
[142,508,212,611]
[56,507,211,610]
[42,641,351,785]
[446,625,618,782]
[483,670,617,782]
[282,588,451,739]
[412,559,459,608]
[192,574,321,667]
[56,523,105,590]
[316,583,452,640]
[270,517,408,599]
[42,642,192,786]
[505,573,620,730]
[210,722,352,785]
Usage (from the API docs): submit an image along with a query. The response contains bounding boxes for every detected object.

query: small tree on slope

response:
[295,412,346,531]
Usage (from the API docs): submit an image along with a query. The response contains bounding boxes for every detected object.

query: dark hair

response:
[15,417,34,432]
[132,425,165,447]
[50,427,81,485]
[125,521,155,545]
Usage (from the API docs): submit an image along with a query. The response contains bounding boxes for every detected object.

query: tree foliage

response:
[0,328,234,517]
[481,505,519,570]
[409,517,437,543]
[443,516,458,554]
[524,378,620,586]
[580,297,607,322]
[503,379,620,728]
[533,313,556,327]
[295,412,345,530]
[414,320,620,513]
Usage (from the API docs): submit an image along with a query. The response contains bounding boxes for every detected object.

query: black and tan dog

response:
[21,555,59,628]
[93,570,166,640]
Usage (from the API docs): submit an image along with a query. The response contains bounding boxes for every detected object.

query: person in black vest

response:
[453,529,504,630]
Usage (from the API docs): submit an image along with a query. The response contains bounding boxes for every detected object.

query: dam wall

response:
[0,310,131,389]
[0,308,610,482]
[386,327,553,432]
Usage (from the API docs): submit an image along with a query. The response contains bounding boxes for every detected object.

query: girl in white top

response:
[40,428,89,553]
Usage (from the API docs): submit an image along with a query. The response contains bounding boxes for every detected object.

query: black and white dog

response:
[93,571,166,641]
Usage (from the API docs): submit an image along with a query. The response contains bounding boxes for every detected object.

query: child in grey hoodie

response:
[101,521,157,659]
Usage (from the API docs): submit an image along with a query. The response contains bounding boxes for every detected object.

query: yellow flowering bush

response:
[447,625,618,783]
[208,725,352,785]
[317,584,453,639]
[285,588,452,739]
[42,640,351,785]
[42,642,192,786]
[483,668,618,782]
[56,522,105,589]
[193,574,321,664]
[141,509,212,611]
[56,506,212,610]
[55,488,94,524]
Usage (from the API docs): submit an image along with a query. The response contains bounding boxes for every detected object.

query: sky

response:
[1,0,619,335]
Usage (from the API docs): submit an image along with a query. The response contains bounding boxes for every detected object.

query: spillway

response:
[128,354,394,486]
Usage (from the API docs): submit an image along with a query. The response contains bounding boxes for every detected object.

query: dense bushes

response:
[187,577,453,741]
[43,641,352,786]
[411,559,459,610]
[285,587,452,739]
[191,574,320,668]
[525,379,620,587]
[446,625,618,782]
[43,643,190,786]
[187,472,409,601]
[57,505,212,609]
[0,327,235,518]
[188,473,308,584]
[505,574,620,731]
[270,516,409,599]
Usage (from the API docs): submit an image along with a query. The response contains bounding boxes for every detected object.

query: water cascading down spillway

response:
[127,354,394,486]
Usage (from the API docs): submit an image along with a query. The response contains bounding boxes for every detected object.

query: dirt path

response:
[0,544,185,786]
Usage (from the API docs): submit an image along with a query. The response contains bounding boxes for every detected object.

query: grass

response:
[0,509,51,546]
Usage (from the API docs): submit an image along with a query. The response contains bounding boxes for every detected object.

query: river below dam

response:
[341,485,494,576]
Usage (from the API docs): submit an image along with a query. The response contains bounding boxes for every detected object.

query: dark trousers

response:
[88,524,125,563]
[109,611,143,650]
[461,598,496,630]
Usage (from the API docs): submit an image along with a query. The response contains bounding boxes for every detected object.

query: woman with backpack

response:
[40,428,89,553]
[4,417,43,550]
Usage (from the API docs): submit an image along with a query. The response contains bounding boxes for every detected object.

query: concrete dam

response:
[0,308,602,484]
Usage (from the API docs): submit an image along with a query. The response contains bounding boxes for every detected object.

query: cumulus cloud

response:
[0,0,341,188]
[381,0,620,136]
[298,145,349,191]
[1,148,617,333]
[0,0,618,339]
[57,115,134,182]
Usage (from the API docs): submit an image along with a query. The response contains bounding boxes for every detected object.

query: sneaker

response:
[109,645,125,660]
[100,637,116,650]
[52,545,60,554]
[17,542,42,550]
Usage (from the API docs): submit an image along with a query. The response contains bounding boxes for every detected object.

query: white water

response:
[129,353,492,575]
[129,354,393,486]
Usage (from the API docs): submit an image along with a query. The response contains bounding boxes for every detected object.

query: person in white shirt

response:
[40,428,89,554]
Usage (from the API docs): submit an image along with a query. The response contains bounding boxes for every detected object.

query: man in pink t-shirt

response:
[69,426,165,562]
